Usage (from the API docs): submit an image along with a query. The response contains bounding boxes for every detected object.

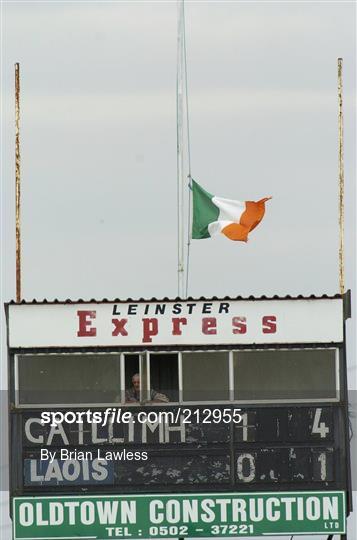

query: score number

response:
[235,448,334,483]
[236,407,333,442]
[234,407,335,484]
[312,408,330,438]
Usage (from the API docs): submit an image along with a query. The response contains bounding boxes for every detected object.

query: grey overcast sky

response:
[1,0,356,301]
[1,1,356,539]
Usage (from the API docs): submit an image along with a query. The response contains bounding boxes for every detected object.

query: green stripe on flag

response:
[192,180,219,239]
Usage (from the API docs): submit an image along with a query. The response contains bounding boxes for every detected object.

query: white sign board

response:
[7,298,343,348]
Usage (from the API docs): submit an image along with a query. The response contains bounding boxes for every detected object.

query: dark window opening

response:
[124,355,142,404]
[149,354,179,402]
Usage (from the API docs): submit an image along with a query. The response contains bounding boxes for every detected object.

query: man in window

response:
[125,373,169,403]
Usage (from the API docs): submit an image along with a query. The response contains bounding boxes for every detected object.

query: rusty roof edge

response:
[4,293,343,306]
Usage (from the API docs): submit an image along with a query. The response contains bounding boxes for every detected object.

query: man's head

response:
[132,373,140,392]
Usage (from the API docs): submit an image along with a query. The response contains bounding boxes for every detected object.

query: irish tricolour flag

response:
[192,180,271,242]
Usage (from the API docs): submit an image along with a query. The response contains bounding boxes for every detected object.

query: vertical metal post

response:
[15,62,21,302]
[176,0,185,297]
[338,58,345,295]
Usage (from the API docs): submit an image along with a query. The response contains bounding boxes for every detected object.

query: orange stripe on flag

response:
[222,197,271,242]
[221,223,249,241]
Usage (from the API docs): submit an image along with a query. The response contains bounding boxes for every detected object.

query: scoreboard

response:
[6,295,352,539]
[15,405,344,491]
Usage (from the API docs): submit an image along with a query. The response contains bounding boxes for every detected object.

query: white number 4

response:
[312,408,330,438]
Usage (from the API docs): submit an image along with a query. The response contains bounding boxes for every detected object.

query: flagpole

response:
[337,58,345,295]
[183,0,192,299]
[177,0,185,297]
[15,62,22,302]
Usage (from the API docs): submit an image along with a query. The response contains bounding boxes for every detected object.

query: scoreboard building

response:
[5,294,352,539]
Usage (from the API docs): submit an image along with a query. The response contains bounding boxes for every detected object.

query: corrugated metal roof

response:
[5,293,343,305]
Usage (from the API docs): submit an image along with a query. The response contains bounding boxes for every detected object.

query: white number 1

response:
[317,452,327,480]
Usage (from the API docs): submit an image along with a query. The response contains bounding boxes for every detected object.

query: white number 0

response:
[312,408,330,438]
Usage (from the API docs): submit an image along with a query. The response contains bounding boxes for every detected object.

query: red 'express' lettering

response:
[112,318,128,336]
[202,317,217,335]
[77,310,97,337]
[76,312,278,340]
[142,318,159,343]
[172,317,187,335]
[232,316,247,334]
[262,315,277,333]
